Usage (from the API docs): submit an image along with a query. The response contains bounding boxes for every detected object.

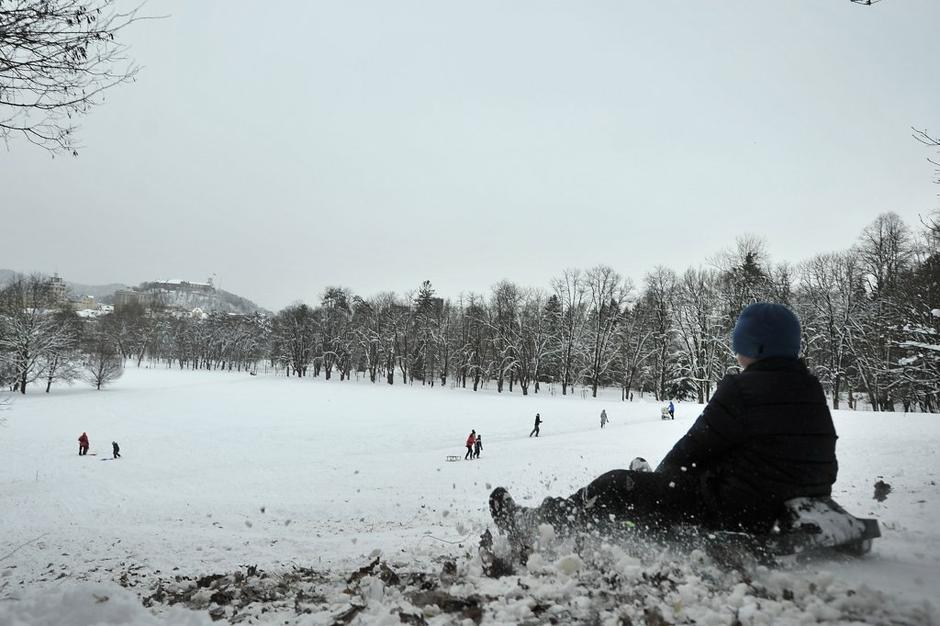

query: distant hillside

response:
[0,270,269,315]
[68,280,132,303]
[141,281,270,315]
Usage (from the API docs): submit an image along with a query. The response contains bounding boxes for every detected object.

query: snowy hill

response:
[0,268,130,301]
[0,369,936,624]
[137,279,270,315]
[0,269,269,314]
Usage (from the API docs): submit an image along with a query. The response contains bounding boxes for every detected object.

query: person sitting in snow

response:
[112,441,121,459]
[78,432,89,456]
[465,430,476,460]
[490,303,838,543]
[474,435,483,459]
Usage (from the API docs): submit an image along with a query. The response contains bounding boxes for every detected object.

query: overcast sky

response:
[2,1,938,310]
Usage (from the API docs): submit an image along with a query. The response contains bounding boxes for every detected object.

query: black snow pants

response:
[529,426,539,437]
[465,445,473,460]
[541,470,710,530]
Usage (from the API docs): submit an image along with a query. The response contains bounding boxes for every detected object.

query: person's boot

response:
[490,488,589,547]
[489,487,539,548]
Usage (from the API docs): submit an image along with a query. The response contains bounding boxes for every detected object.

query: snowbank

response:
[0,582,211,626]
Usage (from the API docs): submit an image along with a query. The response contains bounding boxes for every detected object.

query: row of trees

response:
[2,212,937,411]
[0,278,123,392]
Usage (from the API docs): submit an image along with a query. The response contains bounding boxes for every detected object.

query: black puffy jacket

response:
[658,357,837,530]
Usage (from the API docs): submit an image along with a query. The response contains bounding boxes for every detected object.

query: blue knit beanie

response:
[731,303,801,360]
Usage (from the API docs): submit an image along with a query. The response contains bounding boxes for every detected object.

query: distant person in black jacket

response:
[491,303,837,539]
[529,413,541,438]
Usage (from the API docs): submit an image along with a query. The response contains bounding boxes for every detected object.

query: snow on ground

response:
[0,367,937,624]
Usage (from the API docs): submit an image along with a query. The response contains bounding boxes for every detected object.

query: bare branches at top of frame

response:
[0,0,149,154]
[850,0,885,5]
[913,127,940,188]
[913,127,939,148]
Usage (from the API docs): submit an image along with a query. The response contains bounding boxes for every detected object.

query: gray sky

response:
[2,0,938,310]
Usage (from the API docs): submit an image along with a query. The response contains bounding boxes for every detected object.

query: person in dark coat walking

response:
[474,435,483,459]
[465,430,476,460]
[529,413,542,438]
[112,441,121,459]
[78,432,89,456]
[491,303,837,539]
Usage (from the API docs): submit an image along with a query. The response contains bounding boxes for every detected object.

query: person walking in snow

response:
[600,409,608,429]
[465,430,476,460]
[668,401,675,419]
[474,435,483,459]
[529,413,542,438]
[112,441,121,459]
[78,432,89,456]
[490,303,838,544]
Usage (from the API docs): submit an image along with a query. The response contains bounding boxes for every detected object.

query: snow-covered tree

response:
[798,252,865,408]
[271,304,318,377]
[583,266,631,398]
[672,268,725,403]
[40,307,83,392]
[0,275,78,394]
[550,269,588,395]
[82,328,123,390]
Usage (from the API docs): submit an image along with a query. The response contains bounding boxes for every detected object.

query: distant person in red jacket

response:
[465,430,476,460]
[78,432,89,456]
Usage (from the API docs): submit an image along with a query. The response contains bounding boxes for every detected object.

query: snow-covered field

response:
[0,368,938,625]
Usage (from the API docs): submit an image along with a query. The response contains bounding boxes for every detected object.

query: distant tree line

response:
[1,212,937,411]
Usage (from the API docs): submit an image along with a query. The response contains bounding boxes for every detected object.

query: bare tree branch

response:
[0,0,150,154]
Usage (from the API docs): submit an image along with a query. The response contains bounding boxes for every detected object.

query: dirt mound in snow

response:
[109,540,934,625]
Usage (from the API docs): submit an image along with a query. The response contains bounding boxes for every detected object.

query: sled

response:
[771,496,880,556]
[484,495,880,572]
[660,408,674,420]
[445,455,461,462]
[706,497,880,560]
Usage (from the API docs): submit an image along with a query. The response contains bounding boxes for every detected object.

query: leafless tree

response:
[0,0,145,153]
[856,212,914,295]
[644,267,678,402]
[41,307,83,391]
[799,252,864,409]
[487,281,521,393]
[615,298,655,401]
[583,265,631,398]
[672,268,724,403]
[0,275,77,393]
[82,329,123,389]
[550,269,588,395]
